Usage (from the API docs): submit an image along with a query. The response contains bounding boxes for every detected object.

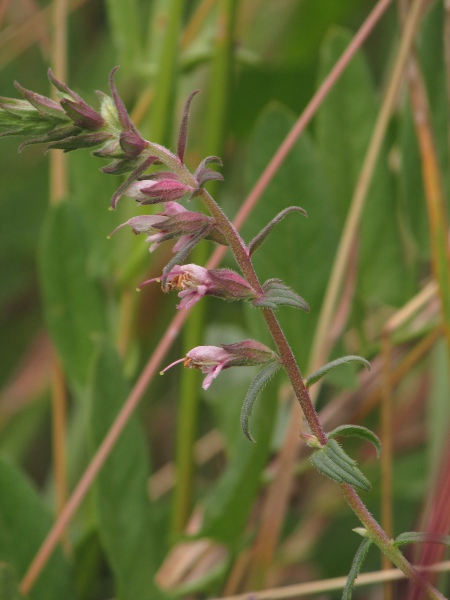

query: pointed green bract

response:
[309,439,371,493]
[241,360,281,442]
[305,355,370,388]
[342,537,373,600]
[253,278,310,312]
[394,532,450,549]
[328,425,381,459]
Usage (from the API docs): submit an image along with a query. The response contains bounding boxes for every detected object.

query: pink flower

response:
[108,202,205,253]
[161,341,279,390]
[139,263,257,309]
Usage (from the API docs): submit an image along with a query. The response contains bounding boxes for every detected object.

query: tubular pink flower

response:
[161,342,279,390]
[140,263,257,309]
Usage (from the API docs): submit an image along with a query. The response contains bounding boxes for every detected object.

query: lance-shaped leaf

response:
[309,439,371,492]
[328,425,381,459]
[253,278,310,312]
[393,532,450,549]
[248,206,307,256]
[109,155,157,208]
[305,355,371,388]
[177,90,200,163]
[342,537,373,600]
[241,360,281,442]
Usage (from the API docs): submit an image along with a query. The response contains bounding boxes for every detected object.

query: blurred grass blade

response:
[342,537,373,600]
[105,0,143,72]
[0,456,77,600]
[39,201,108,393]
[89,340,167,600]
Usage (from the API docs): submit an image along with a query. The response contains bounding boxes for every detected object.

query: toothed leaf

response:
[342,537,373,600]
[248,206,307,256]
[305,355,370,387]
[310,439,371,492]
[394,532,450,549]
[328,425,381,459]
[241,361,281,442]
[253,278,309,311]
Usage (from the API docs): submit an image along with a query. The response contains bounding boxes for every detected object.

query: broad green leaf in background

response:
[316,28,406,306]
[0,456,77,600]
[0,563,26,600]
[243,104,338,367]
[39,201,108,393]
[200,370,279,546]
[89,341,166,600]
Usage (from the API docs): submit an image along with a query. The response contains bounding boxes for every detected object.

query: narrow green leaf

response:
[241,361,281,442]
[248,206,307,256]
[39,201,108,392]
[310,439,371,493]
[342,537,373,600]
[328,425,381,459]
[394,532,450,549]
[89,341,166,600]
[305,355,370,388]
[0,564,27,600]
[0,456,77,600]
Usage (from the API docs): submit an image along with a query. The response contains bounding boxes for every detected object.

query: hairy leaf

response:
[328,425,381,459]
[253,278,309,312]
[342,537,373,600]
[305,355,370,387]
[310,439,371,492]
[241,360,281,442]
[394,532,450,549]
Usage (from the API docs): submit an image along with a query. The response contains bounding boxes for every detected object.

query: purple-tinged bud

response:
[14,82,67,119]
[124,177,195,205]
[60,98,105,130]
[119,130,148,158]
[140,263,256,309]
[161,341,279,390]
[47,69,106,131]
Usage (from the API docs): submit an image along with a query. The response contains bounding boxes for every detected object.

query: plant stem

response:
[163,170,445,599]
